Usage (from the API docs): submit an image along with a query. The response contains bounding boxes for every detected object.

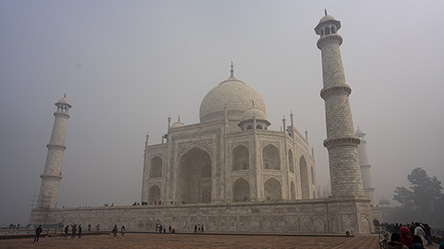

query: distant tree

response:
[393,167,442,222]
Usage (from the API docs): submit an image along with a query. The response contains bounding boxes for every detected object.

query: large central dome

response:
[199,75,266,123]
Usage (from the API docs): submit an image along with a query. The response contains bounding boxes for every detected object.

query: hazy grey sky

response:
[1,1,443,226]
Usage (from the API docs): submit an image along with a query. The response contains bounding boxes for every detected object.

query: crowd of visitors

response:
[382,221,444,249]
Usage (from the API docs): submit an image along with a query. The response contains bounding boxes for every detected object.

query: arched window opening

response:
[232,145,249,170]
[288,150,294,173]
[290,181,296,200]
[331,26,336,33]
[247,125,253,130]
[264,178,282,201]
[149,157,162,178]
[321,30,324,36]
[256,125,263,129]
[232,178,250,202]
[263,144,280,170]
[325,27,331,35]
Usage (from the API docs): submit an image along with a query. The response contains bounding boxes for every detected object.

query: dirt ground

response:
[0,232,384,249]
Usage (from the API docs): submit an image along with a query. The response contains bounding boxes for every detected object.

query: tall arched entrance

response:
[300,156,310,199]
[177,147,212,204]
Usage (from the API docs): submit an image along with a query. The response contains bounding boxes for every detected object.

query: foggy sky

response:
[1,1,443,226]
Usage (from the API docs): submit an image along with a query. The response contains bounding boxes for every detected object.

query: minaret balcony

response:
[317,34,343,49]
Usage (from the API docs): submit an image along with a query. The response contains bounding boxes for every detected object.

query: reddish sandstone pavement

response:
[0,232,382,249]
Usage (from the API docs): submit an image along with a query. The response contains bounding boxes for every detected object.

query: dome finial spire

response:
[324,9,327,16]
[230,61,234,77]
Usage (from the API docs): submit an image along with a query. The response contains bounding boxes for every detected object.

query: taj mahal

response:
[30,13,381,234]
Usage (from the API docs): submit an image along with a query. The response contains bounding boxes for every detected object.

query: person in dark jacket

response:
[387,233,409,249]
[78,224,82,238]
[64,225,69,239]
[412,235,425,249]
[112,225,118,239]
[33,225,43,243]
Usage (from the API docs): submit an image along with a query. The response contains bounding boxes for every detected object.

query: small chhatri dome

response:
[314,11,341,35]
[319,15,336,23]
[199,64,266,123]
[241,105,266,121]
[170,116,184,128]
[55,94,72,108]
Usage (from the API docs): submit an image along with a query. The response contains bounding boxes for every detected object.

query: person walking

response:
[87,224,91,232]
[112,225,118,239]
[201,224,204,233]
[64,225,69,239]
[33,225,43,243]
[194,224,197,233]
[78,224,82,238]
[71,224,77,239]
[120,226,125,239]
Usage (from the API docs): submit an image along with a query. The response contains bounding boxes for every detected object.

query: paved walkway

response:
[0,232,383,249]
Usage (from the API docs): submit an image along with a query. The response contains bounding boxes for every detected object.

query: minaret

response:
[315,13,365,197]
[36,95,72,208]
[356,127,375,204]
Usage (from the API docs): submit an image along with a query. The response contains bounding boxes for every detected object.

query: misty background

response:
[1,1,443,226]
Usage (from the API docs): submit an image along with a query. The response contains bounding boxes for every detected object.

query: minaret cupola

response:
[314,10,341,37]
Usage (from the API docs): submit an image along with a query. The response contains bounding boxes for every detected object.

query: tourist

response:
[194,224,197,233]
[155,223,158,231]
[412,235,424,249]
[64,225,69,238]
[163,224,166,233]
[121,226,125,239]
[78,224,82,238]
[71,224,77,239]
[439,241,444,249]
[87,224,91,232]
[201,224,204,233]
[400,226,413,248]
[159,224,162,233]
[33,225,43,243]
[423,223,432,246]
[414,223,427,245]
[112,225,118,239]
[96,224,100,231]
[198,224,201,232]
[387,233,408,249]
[168,225,172,233]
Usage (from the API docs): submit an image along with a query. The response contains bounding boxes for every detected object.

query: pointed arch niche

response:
[232,178,250,202]
[264,178,282,201]
[149,156,162,178]
[290,181,296,200]
[232,145,249,171]
[263,144,280,170]
[177,147,212,204]
[288,150,294,173]
[148,185,161,204]
[300,156,310,199]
